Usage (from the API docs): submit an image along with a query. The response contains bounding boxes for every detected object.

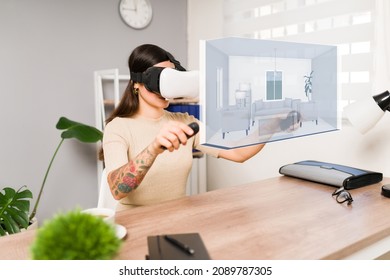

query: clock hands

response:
[122,7,136,11]
[121,0,139,12]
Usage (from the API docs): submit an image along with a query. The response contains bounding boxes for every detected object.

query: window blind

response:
[223,0,375,107]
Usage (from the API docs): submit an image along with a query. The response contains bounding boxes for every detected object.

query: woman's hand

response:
[149,121,196,154]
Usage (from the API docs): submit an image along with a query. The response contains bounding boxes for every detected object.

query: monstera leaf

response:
[0,186,33,236]
[56,117,103,143]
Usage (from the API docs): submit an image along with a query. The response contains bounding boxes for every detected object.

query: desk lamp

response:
[344,90,390,197]
[344,90,390,134]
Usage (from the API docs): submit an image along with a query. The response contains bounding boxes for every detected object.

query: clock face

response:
[119,0,153,29]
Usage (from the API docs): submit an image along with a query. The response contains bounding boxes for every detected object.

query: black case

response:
[279,160,383,190]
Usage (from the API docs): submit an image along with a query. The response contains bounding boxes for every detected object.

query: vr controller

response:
[131,67,199,99]
[161,122,199,150]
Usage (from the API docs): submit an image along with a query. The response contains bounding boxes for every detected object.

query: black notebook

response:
[146,233,211,260]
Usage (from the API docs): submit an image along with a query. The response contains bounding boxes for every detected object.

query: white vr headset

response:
[130,56,199,99]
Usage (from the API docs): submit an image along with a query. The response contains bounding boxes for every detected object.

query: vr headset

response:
[130,53,199,99]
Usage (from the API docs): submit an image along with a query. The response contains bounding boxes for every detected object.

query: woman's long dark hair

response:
[98,44,175,161]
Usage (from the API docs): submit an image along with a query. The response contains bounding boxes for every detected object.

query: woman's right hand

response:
[149,121,196,154]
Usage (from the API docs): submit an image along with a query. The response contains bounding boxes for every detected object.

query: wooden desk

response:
[1,176,390,260]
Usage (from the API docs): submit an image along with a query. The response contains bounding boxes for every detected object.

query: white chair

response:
[97,169,118,210]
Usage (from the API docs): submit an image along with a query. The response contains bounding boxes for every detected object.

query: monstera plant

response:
[0,117,103,236]
[0,186,33,236]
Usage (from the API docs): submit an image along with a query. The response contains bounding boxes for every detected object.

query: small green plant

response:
[30,209,122,260]
[0,117,103,236]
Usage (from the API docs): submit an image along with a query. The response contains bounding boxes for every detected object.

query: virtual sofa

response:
[251,98,301,126]
[221,105,251,139]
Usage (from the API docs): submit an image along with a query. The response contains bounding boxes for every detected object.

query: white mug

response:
[82,207,115,224]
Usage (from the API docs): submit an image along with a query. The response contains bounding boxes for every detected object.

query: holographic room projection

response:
[199,37,339,149]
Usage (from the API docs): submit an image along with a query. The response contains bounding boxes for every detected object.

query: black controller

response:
[186,122,200,137]
[161,122,199,150]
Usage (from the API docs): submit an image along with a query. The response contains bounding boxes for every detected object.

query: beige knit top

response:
[102,110,218,211]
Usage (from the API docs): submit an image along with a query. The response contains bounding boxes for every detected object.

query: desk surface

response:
[1,176,390,260]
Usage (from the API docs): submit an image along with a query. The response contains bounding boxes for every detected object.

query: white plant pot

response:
[28,217,38,230]
[20,217,38,233]
[307,92,312,101]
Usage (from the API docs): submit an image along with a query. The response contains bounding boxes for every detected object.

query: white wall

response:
[188,0,390,191]
[187,0,224,69]
[0,0,187,221]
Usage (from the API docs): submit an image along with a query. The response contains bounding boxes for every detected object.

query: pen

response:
[164,235,195,255]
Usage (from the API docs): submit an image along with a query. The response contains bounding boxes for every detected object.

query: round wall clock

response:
[119,0,153,29]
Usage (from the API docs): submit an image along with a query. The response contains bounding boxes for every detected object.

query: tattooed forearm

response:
[108,146,158,200]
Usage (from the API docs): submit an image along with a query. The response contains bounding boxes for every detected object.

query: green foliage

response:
[30,209,121,260]
[56,117,103,143]
[0,186,33,236]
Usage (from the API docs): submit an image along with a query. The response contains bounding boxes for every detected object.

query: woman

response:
[101,44,265,211]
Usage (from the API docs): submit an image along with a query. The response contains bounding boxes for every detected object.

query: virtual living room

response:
[200,37,339,149]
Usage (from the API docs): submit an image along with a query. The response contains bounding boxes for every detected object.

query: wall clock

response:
[119,0,153,29]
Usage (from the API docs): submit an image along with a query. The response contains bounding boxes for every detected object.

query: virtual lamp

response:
[344,90,390,134]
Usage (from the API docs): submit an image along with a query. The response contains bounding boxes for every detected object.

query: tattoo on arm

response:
[108,147,157,200]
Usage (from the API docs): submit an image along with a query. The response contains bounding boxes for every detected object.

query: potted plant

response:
[304,70,314,101]
[0,186,33,236]
[30,208,121,259]
[0,117,103,236]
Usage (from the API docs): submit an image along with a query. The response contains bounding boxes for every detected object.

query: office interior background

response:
[1,0,389,221]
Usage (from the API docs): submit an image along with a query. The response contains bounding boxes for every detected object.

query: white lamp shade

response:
[239,83,250,91]
[344,97,385,134]
[235,90,247,99]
